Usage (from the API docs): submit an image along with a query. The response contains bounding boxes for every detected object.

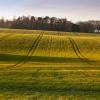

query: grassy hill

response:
[0,29,100,100]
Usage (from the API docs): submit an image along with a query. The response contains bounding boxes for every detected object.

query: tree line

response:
[0,16,100,33]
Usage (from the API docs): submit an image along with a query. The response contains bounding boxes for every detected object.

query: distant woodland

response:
[0,16,100,33]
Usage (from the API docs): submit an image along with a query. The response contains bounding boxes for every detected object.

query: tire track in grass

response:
[6,33,43,69]
[71,39,88,59]
[69,38,92,65]
[18,33,43,67]
[24,33,43,61]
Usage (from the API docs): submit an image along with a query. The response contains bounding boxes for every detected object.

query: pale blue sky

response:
[0,0,100,22]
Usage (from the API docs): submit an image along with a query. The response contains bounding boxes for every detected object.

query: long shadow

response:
[0,82,100,93]
[0,53,96,63]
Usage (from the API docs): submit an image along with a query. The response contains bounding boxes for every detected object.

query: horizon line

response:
[0,15,100,23]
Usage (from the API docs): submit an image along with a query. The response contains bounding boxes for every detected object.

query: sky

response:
[0,0,100,22]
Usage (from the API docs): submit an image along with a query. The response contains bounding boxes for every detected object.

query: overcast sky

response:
[0,0,100,22]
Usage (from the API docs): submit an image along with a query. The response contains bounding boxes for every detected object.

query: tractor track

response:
[69,38,92,65]
[6,33,43,69]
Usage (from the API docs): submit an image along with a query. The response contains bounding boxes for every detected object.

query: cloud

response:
[0,0,100,21]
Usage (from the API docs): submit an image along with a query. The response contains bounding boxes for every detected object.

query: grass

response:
[0,28,100,100]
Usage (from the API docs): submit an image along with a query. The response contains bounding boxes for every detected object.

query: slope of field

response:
[0,28,100,100]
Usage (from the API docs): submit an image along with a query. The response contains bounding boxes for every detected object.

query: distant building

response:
[95,25,100,33]
[94,28,100,33]
[89,20,100,33]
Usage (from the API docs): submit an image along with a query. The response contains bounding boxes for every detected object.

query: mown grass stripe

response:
[0,34,13,42]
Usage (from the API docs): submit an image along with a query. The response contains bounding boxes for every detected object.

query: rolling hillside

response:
[0,29,100,100]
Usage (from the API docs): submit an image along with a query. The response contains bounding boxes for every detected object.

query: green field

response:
[0,29,100,100]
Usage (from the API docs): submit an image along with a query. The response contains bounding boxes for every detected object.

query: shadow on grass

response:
[0,82,99,100]
[0,53,97,63]
[0,82,100,93]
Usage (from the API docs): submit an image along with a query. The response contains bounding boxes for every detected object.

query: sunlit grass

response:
[0,28,100,100]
